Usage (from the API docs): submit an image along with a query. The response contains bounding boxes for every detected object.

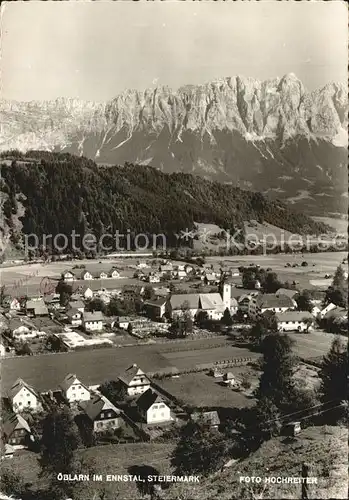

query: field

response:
[0,338,259,393]
[1,442,175,500]
[158,369,257,409]
[206,251,347,290]
[289,331,347,360]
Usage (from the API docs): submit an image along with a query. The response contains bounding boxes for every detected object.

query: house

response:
[62,270,75,281]
[122,285,144,302]
[230,298,239,316]
[1,442,15,460]
[319,303,337,319]
[81,270,94,280]
[276,311,314,332]
[9,379,40,413]
[276,288,299,301]
[137,261,149,269]
[203,273,217,285]
[175,270,187,280]
[167,284,231,320]
[222,372,240,387]
[79,393,122,433]
[159,264,173,275]
[9,298,21,311]
[136,389,171,424]
[118,364,151,396]
[67,308,82,327]
[114,316,132,330]
[238,294,255,314]
[148,273,161,284]
[60,374,91,403]
[68,300,85,313]
[82,311,103,332]
[81,286,94,300]
[25,299,49,317]
[109,268,120,279]
[44,293,60,306]
[2,414,31,448]
[192,411,220,429]
[248,293,295,320]
[143,298,167,321]
[184,264,194,274]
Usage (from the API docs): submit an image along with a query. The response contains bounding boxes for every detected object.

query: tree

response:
[332,265,346,289]
[127,323,133,335]
[196,310,209,328]
[302,316,314,332]
[86,297,105,313]
[0,467,26,498]
[39,407,81,476]
[99,380,127,403]
[319,336,348,404]
[263,272,282,293]
[56,280,73,307]
[221,308,233,326]
[255,333,296,410]
[250,311,278,345]
[325,265,348,307]
[296,291,313,312]
[171,420,226,476]
[44,334,66,353]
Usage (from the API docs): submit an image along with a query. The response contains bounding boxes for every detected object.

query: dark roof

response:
[136,388,164,412]
[192,410,220,426]
[68,300,84,310]
[276,288,299,299]
[118,364,148,386]
[144,299,167,307]
[83,311,104,322]
[66,308,81,318]
[2,414,31,438]
[79,393,120,421]
[10,378,38,399]
[256,294,294,309]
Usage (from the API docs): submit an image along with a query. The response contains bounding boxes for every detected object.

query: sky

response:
[1,1,347,102]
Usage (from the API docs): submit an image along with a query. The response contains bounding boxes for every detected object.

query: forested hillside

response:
[0,151,329,255]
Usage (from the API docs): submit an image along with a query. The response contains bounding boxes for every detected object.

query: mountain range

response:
[1,73,347,216]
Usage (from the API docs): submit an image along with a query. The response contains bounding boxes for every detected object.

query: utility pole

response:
[301,462,311,500]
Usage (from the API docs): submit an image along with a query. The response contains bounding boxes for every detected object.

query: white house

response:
[319,303,337,319]
[9,298,21,311]
[118,364,151,396]
[276,311,314,332]
[114,316,132,330]
[81,270,94,280]
[248,293,295,321]
[82,311,103,332]
[136,389,171,424]
[82,286,94,300]
[109,268,120,279]
[148,273,161,284]
[0,342,6,356]
[62,270,75,282]
[67,308,82,327]
[9,379,40,413]
[60,374,91,403]
[176,270,187,280]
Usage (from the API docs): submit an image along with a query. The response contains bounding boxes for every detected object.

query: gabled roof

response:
[275,311,314,322]
[136,388,164,412]
[255,294,294,309]
[9,378,38,400]
[119,364,149,386]
[67,308,81,318]
[68,300,84,310]
[2,414,31,438]
[199,293,225,311]
[60,373,89,393]
[192,410,220,427]
[63,270,75,276]
[169,294,200,310]
[83,311,104,322]
[80,393,121,421]
[205,274,216,281]
[26,298,45,309]
[144,298,167,307]
[276,288,299,299]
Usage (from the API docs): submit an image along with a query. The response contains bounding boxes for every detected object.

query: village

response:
[0,251,347,465]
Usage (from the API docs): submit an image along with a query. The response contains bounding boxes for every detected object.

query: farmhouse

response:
[62,270,75,282]
[68,300,85,313]
[275,288,299,301]
[81,286,94,300]
[82,311,103,332]
[81,270,94,280]
[136,389,171,424]
[192,410,220,429]
[67,308,82,327]
[143,298,167,321]
[147,273,161,283]
[60,374,91,403]
[79,393,122,433]
[9,378,40,413]
[118,364,151,396]
[122,285,144,301]
[276,311,314,332]
[2,414,31,449]
[25,299,49,318]
[248,293,295,320]
[114,316,132,330]
[109,267,120,279]
[319,303,337,319]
